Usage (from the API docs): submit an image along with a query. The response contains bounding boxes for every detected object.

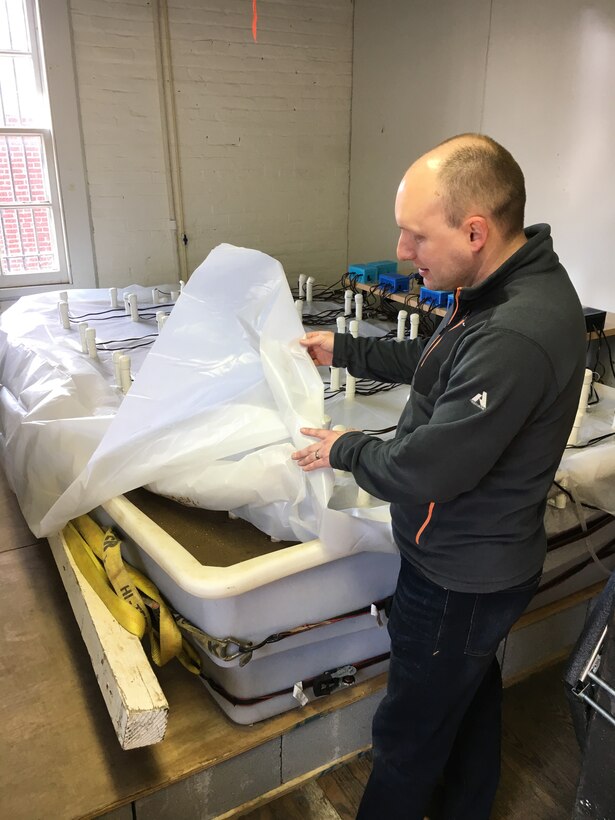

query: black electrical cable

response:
[566,431,615,449]
[69,302,173,322]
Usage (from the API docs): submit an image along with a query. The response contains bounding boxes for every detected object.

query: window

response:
[0,0,95,298]
[0,0,69,286]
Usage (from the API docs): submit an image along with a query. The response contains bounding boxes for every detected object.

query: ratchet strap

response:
[63,515,200,674]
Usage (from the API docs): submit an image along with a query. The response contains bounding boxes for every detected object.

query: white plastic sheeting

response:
[0,244,397,553]
[555,382,615,514]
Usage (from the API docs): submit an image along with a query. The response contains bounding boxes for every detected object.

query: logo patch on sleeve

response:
[471,391,488,410]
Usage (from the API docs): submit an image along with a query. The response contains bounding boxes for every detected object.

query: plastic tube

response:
[128,293,139,322]
[298,274,307,299]
[330,366,341,391]
[59,290,68,303]
[410,313,420,340]
[355,293,363,321]
[345,320,359,401]
[179,280,185,292]
[567,369,593,446]
[336,316,346,334]
[397,310,408,341]
[78,322,89,353]
[344,289,353,316]
[86,327,97,359]
[159,314,169,330]
[58,300,70,330]
[112,351,122,387]
[119,354,132,394]
[295,299,304,319]
[170,289,179,302]
[306,276,315,304]
[109,287,118,309]
[123,294,131,314]
[151,288,159,304]
[156,310,166,332]
[356,487,372,507]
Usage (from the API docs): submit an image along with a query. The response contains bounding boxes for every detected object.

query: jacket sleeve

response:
[329,329,557,504]
[333,333,429,385]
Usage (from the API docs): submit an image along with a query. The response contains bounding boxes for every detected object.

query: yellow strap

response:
[64,523,146,638]
[64,515,200,674]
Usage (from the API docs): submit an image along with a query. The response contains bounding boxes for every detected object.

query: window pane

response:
[0,134,50,205]
[0,205,59,275]
[0,0,30,52]
[0,54,41,126]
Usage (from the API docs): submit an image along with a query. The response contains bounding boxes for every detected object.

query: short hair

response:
[435,134,526,238]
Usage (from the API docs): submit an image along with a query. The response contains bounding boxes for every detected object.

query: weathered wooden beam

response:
[48,530,168,749]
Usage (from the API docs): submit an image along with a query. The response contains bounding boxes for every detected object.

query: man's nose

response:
[397,234,415,261]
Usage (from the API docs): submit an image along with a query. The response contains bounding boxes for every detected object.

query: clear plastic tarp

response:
[0,244,398,553]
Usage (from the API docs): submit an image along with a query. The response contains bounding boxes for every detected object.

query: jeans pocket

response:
[387,562,450,656]
[464,574,541,657]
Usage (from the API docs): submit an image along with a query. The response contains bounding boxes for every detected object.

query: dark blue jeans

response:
[357,558,541,820]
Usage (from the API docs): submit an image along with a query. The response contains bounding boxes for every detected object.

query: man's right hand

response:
[299,331,335,367]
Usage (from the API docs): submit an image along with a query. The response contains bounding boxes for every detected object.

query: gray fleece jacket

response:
[330,224,586,592]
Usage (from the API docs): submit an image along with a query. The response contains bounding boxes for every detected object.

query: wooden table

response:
[354,282,615,337]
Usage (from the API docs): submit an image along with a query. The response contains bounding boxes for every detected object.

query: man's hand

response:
[292,427,346,471]
[300,331,335,367]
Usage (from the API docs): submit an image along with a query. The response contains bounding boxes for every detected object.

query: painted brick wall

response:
[70,0,178,287]
[70,0,353,288]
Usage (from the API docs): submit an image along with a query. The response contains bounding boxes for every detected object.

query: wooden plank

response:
[217,748,369,820]
[513,581,604,631]
[47,531,168,749]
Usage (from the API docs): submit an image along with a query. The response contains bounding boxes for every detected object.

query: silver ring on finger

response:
[315,450,320,461]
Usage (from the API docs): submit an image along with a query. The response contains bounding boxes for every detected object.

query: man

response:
[291,134,586,819]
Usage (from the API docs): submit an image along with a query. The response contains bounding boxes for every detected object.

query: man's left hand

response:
[291,427,347,471]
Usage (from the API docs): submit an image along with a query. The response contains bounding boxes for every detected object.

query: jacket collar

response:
[458,224,554,303]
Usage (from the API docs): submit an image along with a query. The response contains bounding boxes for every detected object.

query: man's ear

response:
[465,216,488,251]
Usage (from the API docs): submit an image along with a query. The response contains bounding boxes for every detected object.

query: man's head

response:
[395,134,527,291]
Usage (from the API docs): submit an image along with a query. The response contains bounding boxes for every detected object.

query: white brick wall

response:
[70,0,353,287]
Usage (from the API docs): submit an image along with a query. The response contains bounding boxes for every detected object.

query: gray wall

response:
[349,0,615,311]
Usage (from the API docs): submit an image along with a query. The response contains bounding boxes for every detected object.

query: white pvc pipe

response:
[355,293,363,321]
[124,294,131,314]
[86,327,97,359]
[159,314,169,330]
[298,274,307,299]
[170,290,179,302]
[112,351,122,387]
[59,290,68,303]
[567,369,593,446]
[78,322,89,353]
[345,320,359,401]
[397,310,408,341]
[119,354,132,394]
[344,289,353,316]
[410,313,420,340]
[179,280,185,292]
[151,288,159,304]
[356,487,372,507]
[156,310,166,332]
[295,299,304,319]
[58,300,70,330]
[331,316,346,389]
[306,276,315,304]
[128,293,139,322]
[109,287,118,309]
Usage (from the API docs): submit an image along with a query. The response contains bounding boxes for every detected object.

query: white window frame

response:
[0,0,96,300]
